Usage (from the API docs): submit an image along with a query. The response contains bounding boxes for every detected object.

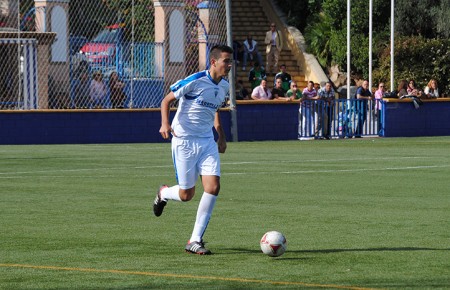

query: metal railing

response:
[298,99,384,139]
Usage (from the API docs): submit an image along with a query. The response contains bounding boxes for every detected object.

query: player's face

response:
[213,52,233,77]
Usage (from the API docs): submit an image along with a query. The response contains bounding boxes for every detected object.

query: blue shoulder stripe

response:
[170,71,207,92]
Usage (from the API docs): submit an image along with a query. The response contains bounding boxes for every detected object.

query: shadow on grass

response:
[221,246,449,255]
[295,247,450,254]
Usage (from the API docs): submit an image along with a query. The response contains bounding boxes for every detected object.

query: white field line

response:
[0,157,450,179]
[0,155,432,176]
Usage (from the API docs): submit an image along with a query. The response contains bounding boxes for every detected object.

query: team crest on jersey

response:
[214,89,219,97]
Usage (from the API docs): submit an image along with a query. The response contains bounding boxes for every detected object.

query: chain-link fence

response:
[0,0,228,110]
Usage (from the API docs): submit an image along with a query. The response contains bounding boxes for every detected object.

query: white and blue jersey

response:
[170,70,229,138]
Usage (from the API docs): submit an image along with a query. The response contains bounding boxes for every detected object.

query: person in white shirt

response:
[154,45,232,255]
[242,33,263,71]
[89,71,106,108]
[264,23,283,75]
[424,79,439,98]
[251,79,272,100]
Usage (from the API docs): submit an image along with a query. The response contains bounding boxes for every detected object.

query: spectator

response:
[274,64,292,92]
[90,71,107,108]
[424,79,439,98]
[397,80,408,98]
[109,71,126,108]
[286,81,302,100]
[314,82,321,92]
[407,79,423,97]
[354,80,372,137]
[251,79,272,100]
[248,62,267,90]
[232,35,243,65]
[236,80,250,100]
[272,77,290,101]
[299,81,319,139]
[318,81,335,139]
[264,23,283,75]
[374,82,386,136]
[74,72,90,108]
[242,33,263,71]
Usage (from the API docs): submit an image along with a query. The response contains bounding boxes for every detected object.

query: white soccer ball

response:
[260,231,287,257]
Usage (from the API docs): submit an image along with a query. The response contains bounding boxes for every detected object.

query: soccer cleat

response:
[185,241,211,255]
[153,185,168,217]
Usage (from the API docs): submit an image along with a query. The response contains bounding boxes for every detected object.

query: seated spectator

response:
[248,62,266,90]
[407,79,423,97]
[286,81,302,100]
[272,77,290,101]
[397,79,408,98]
[109,71,126,108]
[236,80,250,100]
[424,79,439,98]
[242,33,263,71]
[232,35,243,65]
[274,64,292,92]
[251,79,272,100]
[90,71,107,108]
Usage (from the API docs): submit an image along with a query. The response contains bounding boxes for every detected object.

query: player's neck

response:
[208,69,222,83]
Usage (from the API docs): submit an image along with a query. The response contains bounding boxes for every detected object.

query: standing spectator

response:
[74,72,90,108]
[274,64,292,92]
[424,79,439,98]
[272,77,290,100]
[299,81,319,139]
[318,82,335,139]
[90,71,107,108]
[251,79,272,100]
[354,80,372,137]
[374,82,386,136]
[407,79,423,97]
[264,23,283,75]
[109,71,126,108]
[248,62,266,90]
[242,33,263,71]
[286,81,302,100]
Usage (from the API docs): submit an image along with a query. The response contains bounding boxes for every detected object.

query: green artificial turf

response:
[1,137,449,289]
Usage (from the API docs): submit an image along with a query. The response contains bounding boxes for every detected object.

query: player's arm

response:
[159,92,177,139]
[214,111,227,153]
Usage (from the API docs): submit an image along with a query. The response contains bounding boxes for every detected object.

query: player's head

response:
[209,45,233,76]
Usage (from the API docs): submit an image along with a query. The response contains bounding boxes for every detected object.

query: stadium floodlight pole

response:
[347,0,351,100]
[369,0,373,90]
[390,0,395,92]
[225,0,238,141]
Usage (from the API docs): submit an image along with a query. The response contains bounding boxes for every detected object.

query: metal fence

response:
[298,99,384,139]
[0,0,228,110]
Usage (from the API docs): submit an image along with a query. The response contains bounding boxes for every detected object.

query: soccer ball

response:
[260,231,287,257]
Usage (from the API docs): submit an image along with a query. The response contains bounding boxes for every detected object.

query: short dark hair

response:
[210,44,233,60]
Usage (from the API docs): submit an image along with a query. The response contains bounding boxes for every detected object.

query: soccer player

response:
[154,44,233,255]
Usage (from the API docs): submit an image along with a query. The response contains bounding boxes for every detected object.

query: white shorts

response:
[171,136,220,189]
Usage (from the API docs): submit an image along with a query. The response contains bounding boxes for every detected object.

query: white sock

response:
[190,192,217,243]
[160,185,181,201]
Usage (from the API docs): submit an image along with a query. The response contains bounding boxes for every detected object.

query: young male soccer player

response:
[154,44,233,255]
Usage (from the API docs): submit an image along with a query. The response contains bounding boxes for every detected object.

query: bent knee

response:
[179,188,195,202]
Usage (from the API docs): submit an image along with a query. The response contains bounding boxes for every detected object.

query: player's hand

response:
[159,123,176,139]
[217,137,227,153]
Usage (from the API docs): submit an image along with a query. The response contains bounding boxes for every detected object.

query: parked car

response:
[79,24,124,63]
